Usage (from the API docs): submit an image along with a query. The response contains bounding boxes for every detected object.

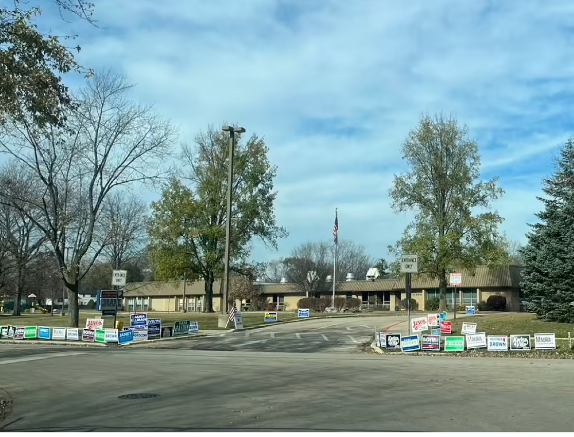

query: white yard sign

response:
[449,272,462,286]
[411,316,429,333]
[461,322,477,335]
[466,332,487,349]
[534,333,556,350]
[52,327,67,340]
[487,335,508,352]
[427,314,440,327]
[400,255,418,274]
[112,270,127,287]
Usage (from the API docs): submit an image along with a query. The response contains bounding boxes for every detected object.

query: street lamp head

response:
[222,125,246,134]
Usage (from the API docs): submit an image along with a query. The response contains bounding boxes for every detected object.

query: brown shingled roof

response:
[123,265,523,297]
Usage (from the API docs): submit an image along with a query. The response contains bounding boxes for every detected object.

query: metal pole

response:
[406,272,412,335]
[183,271,187,313]
[222,131,236,315]
[332,236,337,310]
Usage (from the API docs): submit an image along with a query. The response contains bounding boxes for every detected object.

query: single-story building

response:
[123,265,523,312]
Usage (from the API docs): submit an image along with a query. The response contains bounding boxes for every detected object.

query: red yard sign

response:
[440,321,452,334]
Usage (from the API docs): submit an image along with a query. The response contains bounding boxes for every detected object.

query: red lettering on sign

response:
[440,321,452,334]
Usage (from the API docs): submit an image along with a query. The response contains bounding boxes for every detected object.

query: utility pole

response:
[220,125,245,319]
[182,271,187,313]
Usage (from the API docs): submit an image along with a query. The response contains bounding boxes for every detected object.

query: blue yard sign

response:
[401,335,421,352]
[298,309,310,318]
[118,329,134,345]
[431,328,441,336]
[38,326,51,340]
[147,318,161,339]
[465,306,476,315]
[130,313,148,327]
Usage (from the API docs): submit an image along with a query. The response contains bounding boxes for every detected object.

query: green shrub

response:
[477,301,490,311]
[400,298,419,311]
[425,297,440,311]
[346,297,361,311]
[486,295,507,311]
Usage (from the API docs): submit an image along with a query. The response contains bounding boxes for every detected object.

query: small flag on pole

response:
[333,209,338,244]
[228,302,238,322]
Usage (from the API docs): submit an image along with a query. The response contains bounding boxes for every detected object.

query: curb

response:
[0,340,107,347]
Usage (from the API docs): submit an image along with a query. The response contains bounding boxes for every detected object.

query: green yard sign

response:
[24,326,37,339]
[444,336,465,352]
[95,329,106,343]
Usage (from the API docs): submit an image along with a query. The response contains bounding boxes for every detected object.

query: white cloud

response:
[40,0,574,261]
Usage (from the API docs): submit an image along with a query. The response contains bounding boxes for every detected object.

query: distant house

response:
[123,265,523,312]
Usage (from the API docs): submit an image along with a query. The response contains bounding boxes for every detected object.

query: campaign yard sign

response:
[130,313,148,327]
[14,327,25,340]
[38,326,51,340]
[421,334,441,351]
[431,328,441,336]
[188,321,199,334]
[24,326,37,339]
[461,322,477,335]
[52,327,67,340]
[132,326,148,342]
[444,336,465,352]
[85,319,104,330]
[510,334,531,351]
[147,319,161,339]
[487,335,508,352]
[104,329,118,343]
[427,314,440,327]
[465,306,476,315]
[465,332,487,349]
[385,333,401,351]
[161,326,173,338]
[118,329,134,345]
[376,332,387,348]
[534,333,556,350]
[174,321,190,336]
[94,329,106,343]
[440,321,452,334]
[66,328,80,341]
[82,329,95,342]
[264,312,278,323]
[411,316,428,333]
[298,309,310,318]
[234,312,244,330]
[401,335,421,352]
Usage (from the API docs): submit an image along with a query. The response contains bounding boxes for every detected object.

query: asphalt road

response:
[1,345,574,432]
[134,315,410,353]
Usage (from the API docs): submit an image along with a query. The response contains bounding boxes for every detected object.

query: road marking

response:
[309,320,349,330]
[346,325,373,331]
[220,334,226,337]
[321,334,329,341]
[0,352,87,365]
[270,332,276,339]
[244,332,250,338]
[234,340,267,348]
[347,336,359,344]
[295,333,301,339]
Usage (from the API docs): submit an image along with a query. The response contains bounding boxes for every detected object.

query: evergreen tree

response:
[521,139,574,322]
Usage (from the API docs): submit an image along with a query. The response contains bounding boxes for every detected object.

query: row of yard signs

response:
[410,312,451,335]
[0,313,201,345]
[376,332,557,352]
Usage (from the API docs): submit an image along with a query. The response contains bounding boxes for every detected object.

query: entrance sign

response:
[400,255,418,273]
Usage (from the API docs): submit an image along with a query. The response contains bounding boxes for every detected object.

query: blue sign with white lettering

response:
[401,335,421,352]
[465,306,476,315]
[130,313,148,327]
[38,326,51,340]
[118,329,134,345]
[298,309,310,318]
[148,318,161,339]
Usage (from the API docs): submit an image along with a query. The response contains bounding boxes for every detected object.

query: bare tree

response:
[264,258,287,283]
[230,267,265,310]
[25,251,62,314]
[507,239,524,266]
[332,239,375,281]
[0,197,46,315]
[100,191,148,269]
[284,242,332,297]
[0,70,177,327]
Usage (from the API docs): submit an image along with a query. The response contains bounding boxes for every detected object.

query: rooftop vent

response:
[280,277,287,284]
[326,275,333,283]
[366,268,380,281]
[346,273,355,282]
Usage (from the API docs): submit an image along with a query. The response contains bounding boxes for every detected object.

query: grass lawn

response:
[450,313,574,338]
[0,311,305,330]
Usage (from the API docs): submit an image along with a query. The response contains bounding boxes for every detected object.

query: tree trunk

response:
[203,273,215,313]
[66,282,80,327]
[438,269,447,311]
[13,267,24,316]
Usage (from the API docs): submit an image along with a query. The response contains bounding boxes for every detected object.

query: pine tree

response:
[521,138,574,322]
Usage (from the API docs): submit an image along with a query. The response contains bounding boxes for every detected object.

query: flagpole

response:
[332,208,337,310]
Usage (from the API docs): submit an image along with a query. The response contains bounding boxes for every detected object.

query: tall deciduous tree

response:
[521,139,574,322]
[333,239,375,281]
[284,242,331,297]
[0,71,176,327]
[100,191,148,269]
[1,0,95,127]
[148,125,287,312]
[388,114,508,311]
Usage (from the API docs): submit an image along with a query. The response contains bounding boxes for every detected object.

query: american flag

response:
[228,302,238,322]
[333,209,338,245]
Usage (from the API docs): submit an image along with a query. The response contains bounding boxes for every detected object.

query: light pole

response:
[220,125,245,318]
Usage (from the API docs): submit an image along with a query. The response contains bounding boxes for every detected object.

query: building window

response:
[127,298,134,312]
[462,289,477,306]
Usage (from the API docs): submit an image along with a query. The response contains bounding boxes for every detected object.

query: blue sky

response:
[39,0,574,263]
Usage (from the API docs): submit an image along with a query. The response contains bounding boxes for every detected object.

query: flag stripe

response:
[228,302,238,322]
[333,211,338,244]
